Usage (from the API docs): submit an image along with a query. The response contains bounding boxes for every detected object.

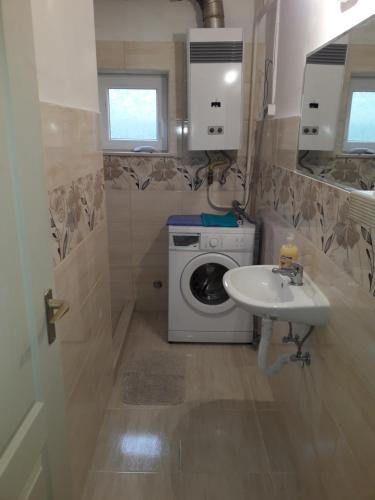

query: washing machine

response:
[168,221,255,343]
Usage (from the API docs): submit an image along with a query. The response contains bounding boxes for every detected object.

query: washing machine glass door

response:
[181,253,238,314]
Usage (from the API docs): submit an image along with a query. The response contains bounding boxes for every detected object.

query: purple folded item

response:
[167,215,203,226]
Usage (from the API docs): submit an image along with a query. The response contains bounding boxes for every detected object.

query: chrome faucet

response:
[272,262,304,286]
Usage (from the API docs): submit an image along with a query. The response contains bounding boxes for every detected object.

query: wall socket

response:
[302,126,319,135]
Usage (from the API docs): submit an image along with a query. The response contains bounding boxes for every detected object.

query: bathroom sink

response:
[223,265,330,326]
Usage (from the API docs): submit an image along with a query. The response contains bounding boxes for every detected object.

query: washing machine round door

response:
[180,253,239,314]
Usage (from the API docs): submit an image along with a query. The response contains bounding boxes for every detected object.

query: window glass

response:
[98,73,167,151]
[108,88,157,141]
[347,91,375,143]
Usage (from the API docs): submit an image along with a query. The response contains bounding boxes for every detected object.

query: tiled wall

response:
[41,102,112,500]
[246,3,375,495]
[97,40,251,316]
[105,152,245,315]
[254,117,375,299]
[258,209,375,499]
[251,107,375,497]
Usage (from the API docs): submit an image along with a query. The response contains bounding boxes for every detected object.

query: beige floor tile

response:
[111,309,122,333]
[91,408,181,473]
[82,471,274,500]
[178,472,274,500]
[82,471,176,500]
[87,311,372,500]
[260,409,330,499]
[257,411,296,473]
[180,406,269,474]
[271,473,311,500]
[123,312,169,355]
[246,364,281,411]
[113,312,256,410]
[184,346,255,409]
[271,471,331,500]
[108,315,181,410]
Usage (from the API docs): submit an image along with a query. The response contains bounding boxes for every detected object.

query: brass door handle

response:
[44,289,70,344]
[47,298,70,323]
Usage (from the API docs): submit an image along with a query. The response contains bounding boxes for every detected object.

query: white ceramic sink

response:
[223,265,330,326]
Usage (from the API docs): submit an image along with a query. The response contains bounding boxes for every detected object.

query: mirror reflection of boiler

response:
[297,14,375,192]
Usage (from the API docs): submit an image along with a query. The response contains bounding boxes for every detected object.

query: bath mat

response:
[121,351,186,405]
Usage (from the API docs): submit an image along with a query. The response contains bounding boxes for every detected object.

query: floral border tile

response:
[103,152,247,192]
[49,168,105,266]
[257,163,375,298]
[299,155,375,190]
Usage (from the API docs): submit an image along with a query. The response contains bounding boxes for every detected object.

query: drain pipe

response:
[258,319,291,376]
[258,319,314,375]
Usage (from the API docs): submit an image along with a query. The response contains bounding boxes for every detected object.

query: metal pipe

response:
[258,319,291,376]
[196,0,225,28]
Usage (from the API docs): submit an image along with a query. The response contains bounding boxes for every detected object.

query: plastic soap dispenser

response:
[279,233,298,268]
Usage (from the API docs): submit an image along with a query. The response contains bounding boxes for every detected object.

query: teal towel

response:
[201,211,238,227]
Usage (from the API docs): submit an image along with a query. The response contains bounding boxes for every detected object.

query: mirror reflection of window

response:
[344,77,375,153]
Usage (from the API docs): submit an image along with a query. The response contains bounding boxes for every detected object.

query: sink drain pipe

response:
[258,319,291,376]
[258,319,314,375]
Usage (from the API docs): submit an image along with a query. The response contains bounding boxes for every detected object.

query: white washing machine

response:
[168,221,255,343]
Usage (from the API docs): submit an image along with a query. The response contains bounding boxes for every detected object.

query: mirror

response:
[297,15,375,191]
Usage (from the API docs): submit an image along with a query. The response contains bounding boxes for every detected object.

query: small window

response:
[98,73,168,152]
[343,76,375,152]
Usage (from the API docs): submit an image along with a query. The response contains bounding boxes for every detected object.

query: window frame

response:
[343,75,375,152]
[98,72,168,152]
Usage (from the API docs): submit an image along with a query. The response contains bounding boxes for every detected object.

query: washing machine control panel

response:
[200,233,252,251]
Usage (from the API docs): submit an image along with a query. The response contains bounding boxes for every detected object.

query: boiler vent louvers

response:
[190,41,243,63]
[306,44,347,65]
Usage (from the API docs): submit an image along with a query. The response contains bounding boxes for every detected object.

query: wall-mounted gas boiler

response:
[187,28,244,151]
[299,43,347,151]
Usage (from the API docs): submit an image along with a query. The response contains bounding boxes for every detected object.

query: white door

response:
[0,1,71,499]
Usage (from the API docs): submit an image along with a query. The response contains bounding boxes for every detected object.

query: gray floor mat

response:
[121,351,186,405]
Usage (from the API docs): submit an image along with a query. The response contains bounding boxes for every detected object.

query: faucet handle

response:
[290,262,303,285]
[291,261,303,271]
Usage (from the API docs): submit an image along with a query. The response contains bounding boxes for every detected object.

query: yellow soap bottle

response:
[279,234,298,268]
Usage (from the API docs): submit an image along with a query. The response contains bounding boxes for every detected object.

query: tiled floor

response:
[82,312,327,500]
